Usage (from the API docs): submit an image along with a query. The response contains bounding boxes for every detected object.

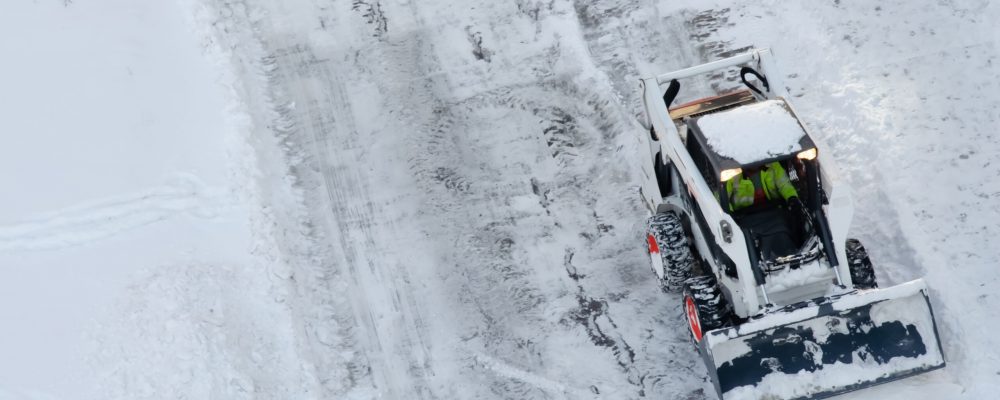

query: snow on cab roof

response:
[696,99,805,164]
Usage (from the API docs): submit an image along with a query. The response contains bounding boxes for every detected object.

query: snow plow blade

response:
[701,279,945,400]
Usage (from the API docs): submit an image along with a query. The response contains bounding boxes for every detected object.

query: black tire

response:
[846,238,878,289]
[646,212,693,292]
[682,275,732,343]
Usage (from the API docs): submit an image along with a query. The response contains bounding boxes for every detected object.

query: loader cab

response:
[682,99,816,210]
[681,99,833,276]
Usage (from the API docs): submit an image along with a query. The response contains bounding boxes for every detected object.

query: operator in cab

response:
[726,161,801,214]
[725,161,805,259]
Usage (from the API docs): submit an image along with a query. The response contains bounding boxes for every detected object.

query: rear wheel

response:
[846,238,878,289]
[646,212,693,292]
[682,275,732,343]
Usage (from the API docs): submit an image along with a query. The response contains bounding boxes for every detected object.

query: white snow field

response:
[0,1,314,399]
[1,0,999,399]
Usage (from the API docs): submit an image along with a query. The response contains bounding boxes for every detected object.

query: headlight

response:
[720,168,742,181]
[797,148,818,160]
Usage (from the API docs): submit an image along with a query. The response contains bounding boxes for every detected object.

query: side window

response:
[654,152,673,197]
[685,134,718,188]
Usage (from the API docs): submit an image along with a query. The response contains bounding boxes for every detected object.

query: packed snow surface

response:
[698,99,806,164]
[3,0,1000,399]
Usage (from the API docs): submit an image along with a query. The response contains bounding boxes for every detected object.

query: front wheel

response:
[682,275,732,344]
[846,238,878,289]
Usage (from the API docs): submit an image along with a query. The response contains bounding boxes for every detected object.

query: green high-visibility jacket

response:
[725,162,798,211]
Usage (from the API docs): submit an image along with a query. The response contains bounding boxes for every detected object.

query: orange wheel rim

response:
[685,295,703,342]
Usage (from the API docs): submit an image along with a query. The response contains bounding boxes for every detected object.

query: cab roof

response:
[687,99,815,171]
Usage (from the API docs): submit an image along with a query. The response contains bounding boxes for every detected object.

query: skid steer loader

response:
[637,48,945,400]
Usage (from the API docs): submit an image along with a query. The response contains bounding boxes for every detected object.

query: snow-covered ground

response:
[2,0,999,399]
[0,1,313,399]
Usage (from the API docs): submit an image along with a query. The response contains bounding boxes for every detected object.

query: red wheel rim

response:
[646,234,659,254]
[685,295,703,342]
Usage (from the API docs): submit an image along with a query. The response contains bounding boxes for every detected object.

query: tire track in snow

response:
[198,1,381,396]
[391,2,720,391]
[351,0,388,38]
[402,62,687,396]
[562,248,645,396]
[264,43,434,400]
[684,8,751,93]
[569,3,745,398]
[201,0,750,398]
[0,175,225,252]
[239,2,442,398]
[403,83,553,397]
[394,59,628,396]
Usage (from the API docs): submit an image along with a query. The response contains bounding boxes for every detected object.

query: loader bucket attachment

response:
[701,279,945,400]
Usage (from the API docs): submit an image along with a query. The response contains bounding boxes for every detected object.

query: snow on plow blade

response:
[702,279,945,400]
